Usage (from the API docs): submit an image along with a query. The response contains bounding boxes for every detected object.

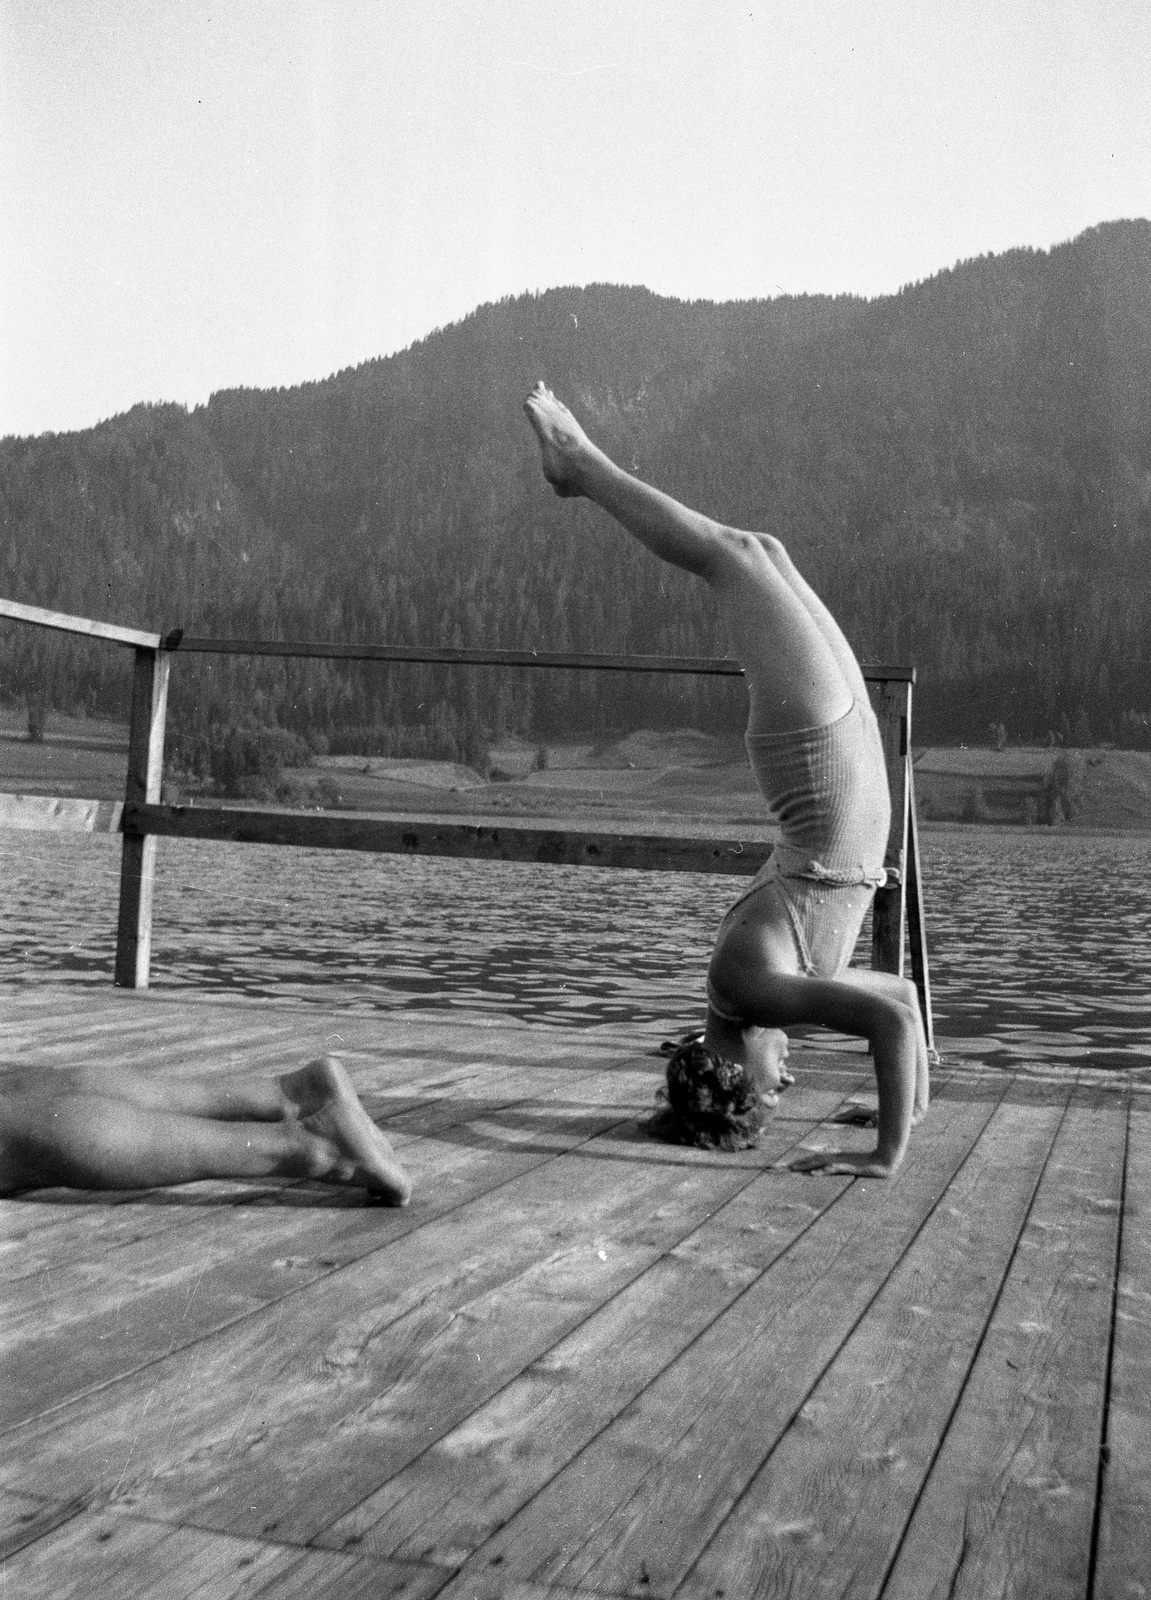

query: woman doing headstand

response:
[524,383,929,1177]
[0,1055,411,1203]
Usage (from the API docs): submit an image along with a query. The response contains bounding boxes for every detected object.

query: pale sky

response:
[2,0,1149,439]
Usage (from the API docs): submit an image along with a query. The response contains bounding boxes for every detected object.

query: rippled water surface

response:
[3,828,1149,1071]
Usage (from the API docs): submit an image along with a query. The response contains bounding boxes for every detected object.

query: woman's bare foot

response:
[279,1057,411,1205]
[523,382,596,498]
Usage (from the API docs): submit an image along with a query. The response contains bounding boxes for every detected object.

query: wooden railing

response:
[1,596,933,1043]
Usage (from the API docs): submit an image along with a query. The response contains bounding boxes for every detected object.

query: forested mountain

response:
[3,219,1149,750]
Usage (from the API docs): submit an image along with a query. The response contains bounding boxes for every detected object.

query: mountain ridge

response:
[2,219,1149,750]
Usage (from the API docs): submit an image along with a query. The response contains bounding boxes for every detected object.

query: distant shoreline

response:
[3,713,1150,835]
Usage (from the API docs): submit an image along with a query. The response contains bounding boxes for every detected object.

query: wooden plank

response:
[881,1082,1129,1600]
[0,998,644,1263]
[0,596,160,650]
[1091,1097,1150,1600]
[123,800,775,876]
[3,1046,857,1458]
[226,1549,449,1600]
[871,678,911,976]
[0,1026,729,1294]
[114,647,171,988]
[0,1040,588,1272]
[1,1149,757,1535]
[0,1505,444,1600]
[0,794,124,833]
[0,1510,174,1599]
[12,1001,338,1067]
[0,1045,629,1329]
[675,1085,1068,1600]
[430,1078,1006,1598]
[0,1054,650,1431]
[0,1487,87,1561]
[321,1165,856,1565]
[2,1189,253,1276]
[377,1579,550,1600]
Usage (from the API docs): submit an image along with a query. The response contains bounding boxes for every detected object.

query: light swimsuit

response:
[708,699,891,1007]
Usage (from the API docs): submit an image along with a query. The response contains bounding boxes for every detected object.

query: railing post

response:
[871,677,911,977]
[115,646,170,988]
[904,761,935,1049]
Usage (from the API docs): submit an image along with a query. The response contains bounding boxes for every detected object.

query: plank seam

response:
[1085,1085,1133,1600]
[673,1071,1017,1600]
[0,1492,91,1563]
[350,1073,981,1577]
[308,1085,877,1551]
[558,1073,872,1174]
[12,1501,461,1577]
[872,1078,1078,1599]
[0,1104,646,1442]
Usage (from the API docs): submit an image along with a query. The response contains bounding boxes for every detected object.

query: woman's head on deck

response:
[651,1039,772,1150]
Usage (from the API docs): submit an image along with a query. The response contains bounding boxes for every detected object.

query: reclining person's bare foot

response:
[523,381,597,497]
[279,1057,411,1205]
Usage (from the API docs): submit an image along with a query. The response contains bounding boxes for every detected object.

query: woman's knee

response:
[889,978,927,1045]
[871,998,920,1056]
[890,975,921,1017]
[854,969,921,1020]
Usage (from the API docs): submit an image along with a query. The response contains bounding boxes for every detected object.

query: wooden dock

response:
[2,982,1148,1598]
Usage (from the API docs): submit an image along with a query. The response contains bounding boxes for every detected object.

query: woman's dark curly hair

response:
[648,1039,769,1151]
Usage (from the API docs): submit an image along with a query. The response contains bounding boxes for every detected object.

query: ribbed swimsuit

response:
[709,699,891,1004]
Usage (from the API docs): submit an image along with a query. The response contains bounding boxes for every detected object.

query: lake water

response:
[3,827,1150,1073]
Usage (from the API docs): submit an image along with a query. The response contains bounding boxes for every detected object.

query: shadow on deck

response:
[2,982,1148,1599]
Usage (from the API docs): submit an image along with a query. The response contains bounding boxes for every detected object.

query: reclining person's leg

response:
[1,1092,323,1192]
[0,1057,411,1203]
[3,1061,293,1122]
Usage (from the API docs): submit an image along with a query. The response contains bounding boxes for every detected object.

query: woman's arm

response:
[706,958,918,1177]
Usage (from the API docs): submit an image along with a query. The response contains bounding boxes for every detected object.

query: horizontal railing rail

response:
[124,802,777,876]
[0,596,162,650]
[1,598,914,681]
[1,594,931,1042]
[161,630,916,682]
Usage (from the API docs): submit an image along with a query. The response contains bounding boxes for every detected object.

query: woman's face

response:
[746,1026,790,1097]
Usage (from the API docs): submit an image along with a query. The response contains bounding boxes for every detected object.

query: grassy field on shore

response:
[0,707,129,799]
[4,710,1151,833]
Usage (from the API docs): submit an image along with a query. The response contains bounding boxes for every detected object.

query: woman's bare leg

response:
[525,383,852,735]
[750,533,871,706]
[525,386,866,703]
[0,1057,411,1203]
[526,384,911,1165]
